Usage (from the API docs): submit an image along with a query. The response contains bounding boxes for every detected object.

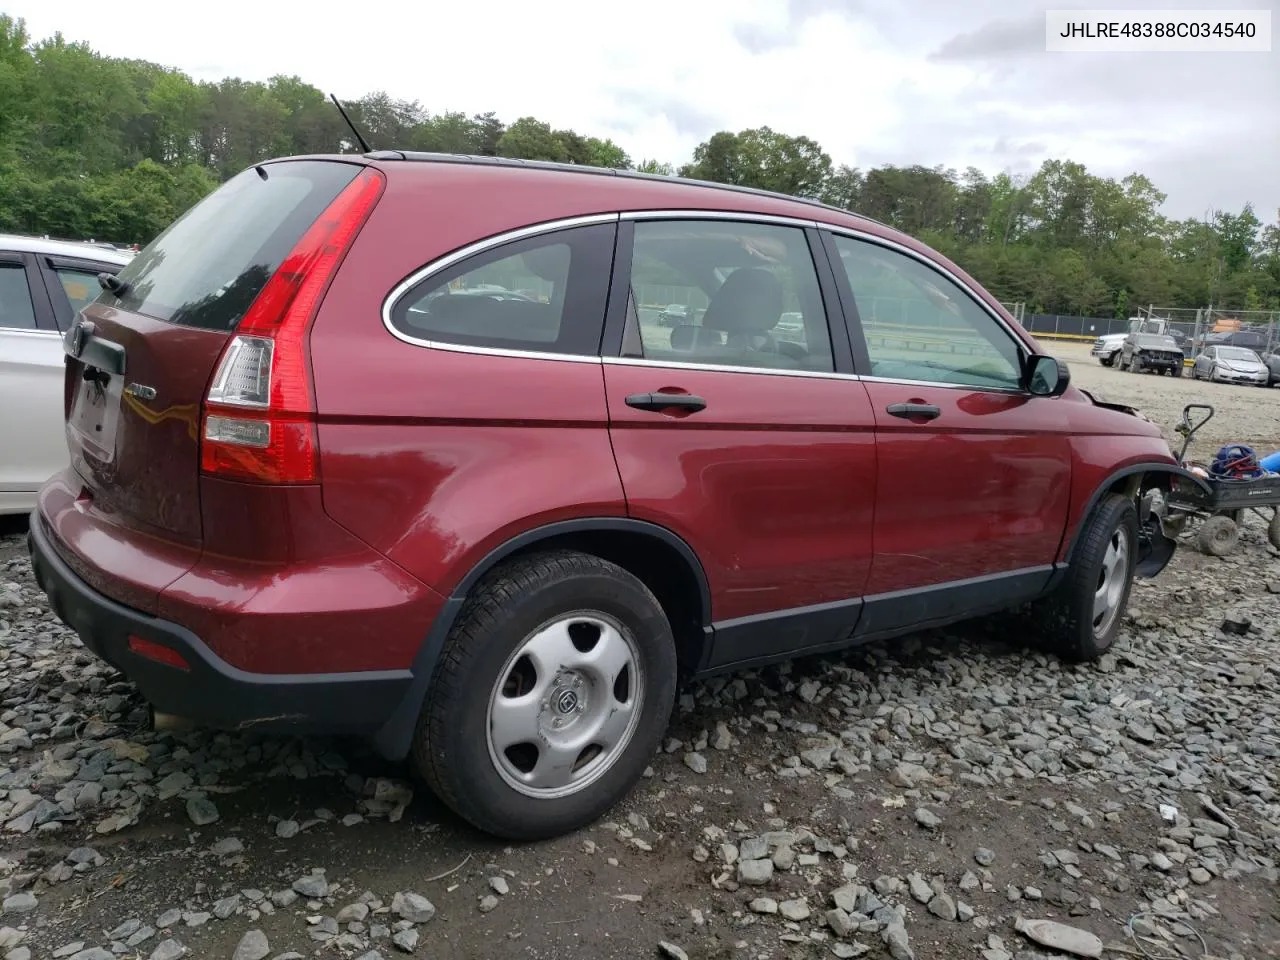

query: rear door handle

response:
[625,392,707,413]
[886,402,941,421]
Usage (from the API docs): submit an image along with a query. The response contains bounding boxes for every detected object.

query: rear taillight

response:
[200,166,384,484]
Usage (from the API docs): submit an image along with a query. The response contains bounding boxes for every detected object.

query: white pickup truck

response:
[1090,317,1186,366]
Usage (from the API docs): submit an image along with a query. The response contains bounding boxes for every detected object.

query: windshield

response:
[1219,347,1260,361]
[1134,335,1176,348]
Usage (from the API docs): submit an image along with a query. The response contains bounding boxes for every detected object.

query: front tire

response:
[1100,355,1115,367]
[412,551,677,840]
[1040,494,1139,663]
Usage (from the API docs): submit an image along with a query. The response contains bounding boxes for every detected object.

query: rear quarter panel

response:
[308,170,626,595]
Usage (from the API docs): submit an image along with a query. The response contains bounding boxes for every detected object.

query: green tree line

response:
[2,14,1277,316]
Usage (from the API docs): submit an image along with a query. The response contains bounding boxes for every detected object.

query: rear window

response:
[104,160,361,332]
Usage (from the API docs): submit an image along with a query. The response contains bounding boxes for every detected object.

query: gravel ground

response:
[0,341,1277,960]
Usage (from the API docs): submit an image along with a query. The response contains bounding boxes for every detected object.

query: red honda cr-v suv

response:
[27,152,1205,840]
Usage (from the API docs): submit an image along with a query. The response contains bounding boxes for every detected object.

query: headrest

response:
[700,268,783,336]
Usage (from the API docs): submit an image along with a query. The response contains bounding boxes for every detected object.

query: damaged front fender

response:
[1133,466,1212,578]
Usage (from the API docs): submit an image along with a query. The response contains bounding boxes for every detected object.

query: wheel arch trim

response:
[370,517,713,760]
[1060,462,1211,567]
[443,517,713,617]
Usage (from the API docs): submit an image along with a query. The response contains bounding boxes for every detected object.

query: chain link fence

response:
[1197,308,1280,354]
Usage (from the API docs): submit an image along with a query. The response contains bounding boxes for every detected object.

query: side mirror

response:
[1026,354,1070,397]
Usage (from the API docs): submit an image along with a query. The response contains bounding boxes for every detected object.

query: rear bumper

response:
[27,512,413,737]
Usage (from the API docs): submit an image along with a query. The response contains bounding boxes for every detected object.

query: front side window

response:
[831,234,1023,390]
[0,263,37,331]
[389,222,616,357]
[621,220,835,373]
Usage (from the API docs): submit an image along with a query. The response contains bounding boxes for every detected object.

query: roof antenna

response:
[329,93,372,153]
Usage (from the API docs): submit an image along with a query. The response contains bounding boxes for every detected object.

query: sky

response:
[7,0,1278,223]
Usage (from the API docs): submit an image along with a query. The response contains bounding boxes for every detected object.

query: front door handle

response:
[886,402,941,421]
[625,392,707,413]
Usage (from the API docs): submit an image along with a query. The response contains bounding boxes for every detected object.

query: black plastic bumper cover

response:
[26,513,412,736]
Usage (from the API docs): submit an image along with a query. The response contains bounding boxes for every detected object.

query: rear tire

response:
[1038,494,1138,663]
[1268,509,1280,550]
[1197,515,1238,557]
[412,550,677,841]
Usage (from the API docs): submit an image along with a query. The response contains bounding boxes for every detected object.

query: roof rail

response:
[363,150,888,227]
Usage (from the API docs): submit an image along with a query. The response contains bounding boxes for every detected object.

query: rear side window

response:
[0,263,37,331]
[388,222,616,357]
[103,160,362,331]
[621,219,835,373]
[55,267,104,314]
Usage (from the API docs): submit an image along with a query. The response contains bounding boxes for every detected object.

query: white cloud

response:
[6,0,1276,221]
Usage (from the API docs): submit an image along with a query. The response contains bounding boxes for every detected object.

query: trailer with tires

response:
[1160,405,1280,556]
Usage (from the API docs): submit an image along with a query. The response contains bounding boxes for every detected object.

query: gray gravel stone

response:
[779,898,810,921]
[1,894,36,915]
[737,858,773,886]
[929,891,958,921]
[232,930,269,960]
[683,752,707,774]
[907,873,932,904]
[184,796,218,826]
[107,919,141,940]
[391,891,435,923]
[391,928,418,952]
[914,807,941,829]
[827,908,857,937]
[337,902,370,923]
[149,941,185,960]
[292,874,329,899]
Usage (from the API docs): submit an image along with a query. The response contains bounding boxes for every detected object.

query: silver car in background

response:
[0,235,131,516]
[1189,344,1270,386]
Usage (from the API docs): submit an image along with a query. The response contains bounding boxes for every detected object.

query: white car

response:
[0,235,131,516]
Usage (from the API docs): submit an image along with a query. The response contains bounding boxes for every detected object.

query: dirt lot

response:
[0,342,1277,960]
